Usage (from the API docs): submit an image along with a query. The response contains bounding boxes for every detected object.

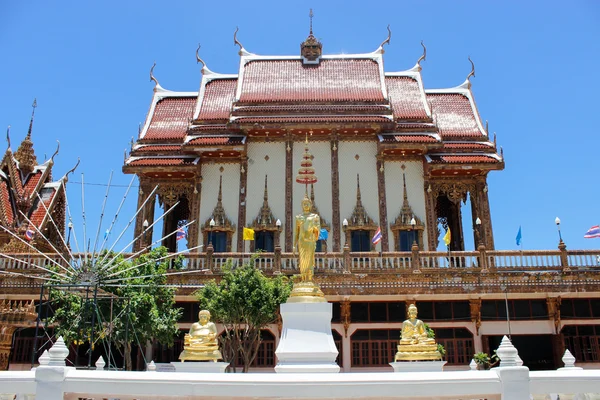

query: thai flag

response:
[371,227,382,245]
[24,229,34,241]
[176,227,187,241]
[584,225,600,239]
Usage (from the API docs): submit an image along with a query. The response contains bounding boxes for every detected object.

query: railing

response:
[2,248,600,276]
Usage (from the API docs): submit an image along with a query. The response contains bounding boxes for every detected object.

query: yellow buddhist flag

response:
[243,227,255,241]
[443,228,451,246]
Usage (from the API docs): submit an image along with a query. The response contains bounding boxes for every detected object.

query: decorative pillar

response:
[133,179,156,253]
[546,297,561,334]
[375,156,389,251]
[284,135,294,252]
[474,178,495,249]
[469,298,482,336]
[187,176,202,251]
[423,179,438,251]
[237,157,248,252]
[330,133,341,252]
[340,299,351,338]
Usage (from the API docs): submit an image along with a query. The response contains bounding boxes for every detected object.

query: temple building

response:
[1,22,600,373]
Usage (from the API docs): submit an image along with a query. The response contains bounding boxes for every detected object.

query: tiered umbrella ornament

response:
[295,137,318,191]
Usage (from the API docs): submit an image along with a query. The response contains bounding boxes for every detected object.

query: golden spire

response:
[14,99,38,176]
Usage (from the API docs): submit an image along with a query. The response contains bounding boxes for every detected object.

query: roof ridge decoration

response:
[204,175,235,231]
[149,62,165,92]
[346,174,376,228]
[233,27,254,57]
[459,56,476,90]
[300,9,322,64]
[14,99,38,177]
[415,41,427,71]
[251,174,277,228]
[6,126,11,152]
[375,25,392,54]
[390,172,424,230]
[196,44,216,76]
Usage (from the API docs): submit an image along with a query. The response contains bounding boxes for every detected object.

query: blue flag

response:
[516,226,522,246]
[318,228,328,240]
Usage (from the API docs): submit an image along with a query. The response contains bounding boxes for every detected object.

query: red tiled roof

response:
[190,125,231,132]
[0,180,14,225]
[234,104,390,114]
[185,137,244,146]
[143,97,196,141]
[29,190,55,228]
[136,145,182,152]
[385,76,428,120]
[382,135,439,143]
[429,155,499,164]
[129,158,197,167]
[239,59,385,103]
[427,93,485,139]
[235,116,390,124]
[442,142,494,150]
[197,79,237,121]
[23,171,43,196]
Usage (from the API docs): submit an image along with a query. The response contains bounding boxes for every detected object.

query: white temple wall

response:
[384,161,429,250]
[338,141,378,247]
[246,142,286,247]
[199,163,240,247]
[293,141,332,250]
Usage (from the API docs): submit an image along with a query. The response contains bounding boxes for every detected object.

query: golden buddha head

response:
[301,195,312,212]
[198,309,211,324]
[408,304,418,319]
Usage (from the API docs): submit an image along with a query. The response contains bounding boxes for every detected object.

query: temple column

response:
[132,179,156,253]
[284,135,294,252]
[330,133,341,252]
[187,176,202,251]
[236,157,248,252]
[475,178,495,250]
[423,179,438,251]
[376,156,389,251]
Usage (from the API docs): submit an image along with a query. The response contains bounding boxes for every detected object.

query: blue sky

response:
[1,1,599,251]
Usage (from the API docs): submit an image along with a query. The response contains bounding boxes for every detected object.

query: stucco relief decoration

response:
[250,175,278,230]
[202,175,235,247]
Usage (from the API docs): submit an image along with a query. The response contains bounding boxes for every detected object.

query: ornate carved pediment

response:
[250,175,278,231]
[202,175,235,233]
[390,173,424,233]
[157,182,193,208]
[345,174,377,231]
[431,181,476,204]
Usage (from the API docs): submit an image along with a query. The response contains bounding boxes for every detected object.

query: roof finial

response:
[493,132,497,149]
[149,62,162,90]
[233,27,244,53]
[485,120,489,135]
[27,98,37,139]
[301,9,322,63]
[6,125,11,151]
[50,140,59,163]
[309,8,314,35]
[417,40,427,67]
[64,158,80,182]
[467,56,476,82]
[196,44,205,68]
[379,25,392,50]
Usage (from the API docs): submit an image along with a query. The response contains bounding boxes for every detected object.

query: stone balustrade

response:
[1,335,599,400]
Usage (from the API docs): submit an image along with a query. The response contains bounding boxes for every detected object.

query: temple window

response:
[202,175,236,253]
[343,174,378,252]
[390,173,425,251]
[254,230,275,252]
[434,328,474,365]
[562,325,600,362]
[350,230,371,252]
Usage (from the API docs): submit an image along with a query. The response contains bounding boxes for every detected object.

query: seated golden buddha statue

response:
[394,304,442,361]
[179,310,222,362]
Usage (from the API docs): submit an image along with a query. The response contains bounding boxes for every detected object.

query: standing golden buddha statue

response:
[394,304,442,361]
[179,310,222,362]
[287,137,325,303]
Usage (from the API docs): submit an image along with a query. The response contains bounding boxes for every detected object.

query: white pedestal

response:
[390,360,447,372]
[170,361,229,373]
[275,302,340,373]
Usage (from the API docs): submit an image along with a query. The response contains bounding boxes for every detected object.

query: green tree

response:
[196,254,292,372]
[50,247,182,370]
